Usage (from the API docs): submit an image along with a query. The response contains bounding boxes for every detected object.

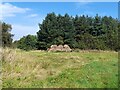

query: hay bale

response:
[63,44,72,52]
[48,44,72,52]
[50,45,57,48]
[48,45,57,52]
[56,45,63,51]
[49,48,55,52]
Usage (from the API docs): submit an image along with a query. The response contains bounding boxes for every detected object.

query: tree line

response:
[1,13,120,51]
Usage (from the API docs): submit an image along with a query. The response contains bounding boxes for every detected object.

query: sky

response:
[0,2,118,41]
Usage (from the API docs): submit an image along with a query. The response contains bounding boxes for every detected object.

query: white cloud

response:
[11,24,39,40]
[27,14,38,18]
[0,3,30,19]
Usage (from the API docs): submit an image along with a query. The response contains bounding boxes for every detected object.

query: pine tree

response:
[1,22,14,47]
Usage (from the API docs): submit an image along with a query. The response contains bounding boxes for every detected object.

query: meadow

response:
[2,48,118,88]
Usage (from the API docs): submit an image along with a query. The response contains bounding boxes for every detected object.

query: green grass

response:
[2,49,118,88]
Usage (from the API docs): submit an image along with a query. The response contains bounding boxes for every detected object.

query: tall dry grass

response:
[0,47,2,89]
[2,48,118,88]
[2,48,62,86]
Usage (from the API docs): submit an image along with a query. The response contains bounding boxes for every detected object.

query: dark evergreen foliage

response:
[1,22,14,47]
[37,13,119,51]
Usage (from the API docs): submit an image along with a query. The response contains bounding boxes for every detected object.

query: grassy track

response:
[2,48,118,88]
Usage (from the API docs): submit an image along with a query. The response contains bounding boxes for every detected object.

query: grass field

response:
[2,48,118,88]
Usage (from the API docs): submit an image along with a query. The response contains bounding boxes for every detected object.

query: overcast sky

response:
[0,2,118,41]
